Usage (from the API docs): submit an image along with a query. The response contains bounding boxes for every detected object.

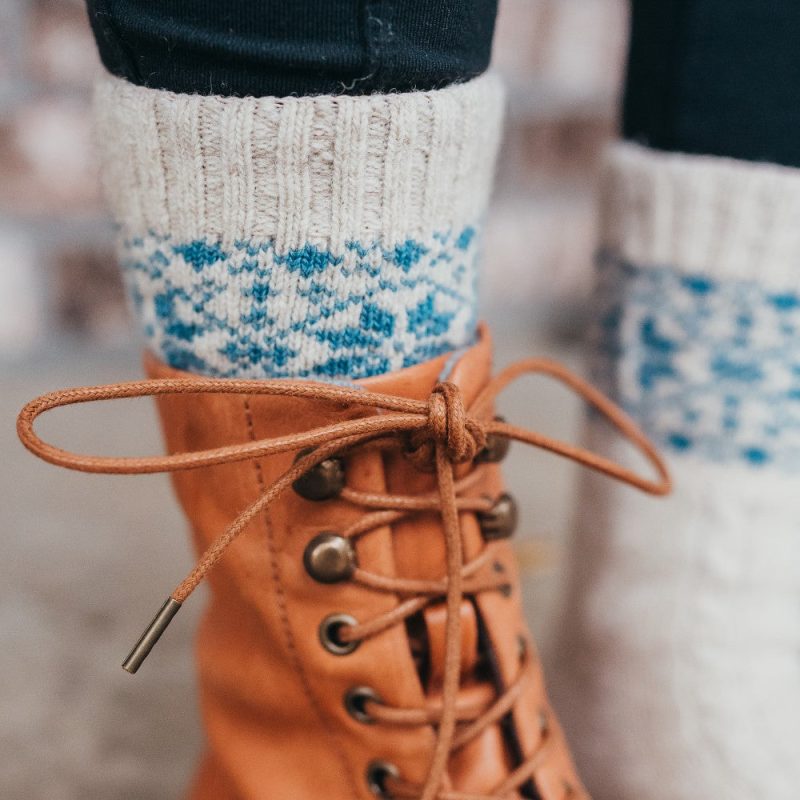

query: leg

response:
[553,3,800,798]
[65,3,602,798]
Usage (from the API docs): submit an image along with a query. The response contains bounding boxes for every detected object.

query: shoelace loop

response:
[406,380,487,470]
[16,356,671,800]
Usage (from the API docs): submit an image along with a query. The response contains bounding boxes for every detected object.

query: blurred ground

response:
[1,1,628,796]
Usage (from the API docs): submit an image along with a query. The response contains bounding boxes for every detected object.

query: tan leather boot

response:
[19,325,669,799]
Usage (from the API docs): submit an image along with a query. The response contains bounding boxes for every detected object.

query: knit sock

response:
[552,143,800,800]
[93,72,504,380]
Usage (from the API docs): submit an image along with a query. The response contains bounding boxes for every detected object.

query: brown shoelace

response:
[17,357,671,800]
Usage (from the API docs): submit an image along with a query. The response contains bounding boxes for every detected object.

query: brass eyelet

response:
[475,415,510,464]
[478,492,519,540]
[303,533,356,583]
[319,613,360,655]
[292,449,345,501]
[344,686,382,724]
[539,709,550,736]
[366,760,400,798]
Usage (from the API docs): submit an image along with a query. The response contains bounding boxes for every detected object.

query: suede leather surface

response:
[145,326,587,799]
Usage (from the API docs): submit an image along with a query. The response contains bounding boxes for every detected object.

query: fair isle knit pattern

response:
[94,72,504,379]
[591,252,800,470]
[123,226,479,379]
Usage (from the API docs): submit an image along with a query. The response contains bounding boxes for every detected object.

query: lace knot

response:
[405,382,487,470]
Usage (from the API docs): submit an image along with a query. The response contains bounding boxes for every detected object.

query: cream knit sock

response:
[552,143,800,800]
[94,72,504,379]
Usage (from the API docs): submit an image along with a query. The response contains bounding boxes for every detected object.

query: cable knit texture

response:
[94,72,504,379]
[552,143,800,800]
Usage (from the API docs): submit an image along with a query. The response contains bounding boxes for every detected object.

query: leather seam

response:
[242,397,361,798]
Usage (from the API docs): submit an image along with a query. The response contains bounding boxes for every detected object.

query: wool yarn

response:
[94,72,504,378]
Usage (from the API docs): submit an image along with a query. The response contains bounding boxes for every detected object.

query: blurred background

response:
[1,1,629,797]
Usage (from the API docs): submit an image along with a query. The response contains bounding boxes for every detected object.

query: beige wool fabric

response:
[601,142,800,288]
[92,71,505,380]
[94,72,504,251]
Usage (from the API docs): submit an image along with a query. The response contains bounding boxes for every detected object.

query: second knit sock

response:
[94,72,504,380]
[552,142,800,800]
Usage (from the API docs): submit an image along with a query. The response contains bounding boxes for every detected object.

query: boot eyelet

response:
[366,760,400,798]
[344,686,382,723]
[538,709,550,736]
[319,613,360,655]
[478,492,518,540]
[292,450,345,501]
[475,416,510,464]
[304,533,356,583]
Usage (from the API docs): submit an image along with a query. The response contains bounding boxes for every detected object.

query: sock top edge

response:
[95,67,506,107]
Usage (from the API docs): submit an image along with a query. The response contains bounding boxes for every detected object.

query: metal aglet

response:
[122,597,182,674]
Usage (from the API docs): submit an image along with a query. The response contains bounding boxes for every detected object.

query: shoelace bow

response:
[17,357,670,800]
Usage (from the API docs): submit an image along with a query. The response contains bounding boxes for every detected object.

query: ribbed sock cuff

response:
[94,72,505,379]
[95,72,504,249]
[601,142,800,286]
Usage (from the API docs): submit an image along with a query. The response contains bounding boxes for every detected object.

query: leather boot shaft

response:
[146,328,588,799]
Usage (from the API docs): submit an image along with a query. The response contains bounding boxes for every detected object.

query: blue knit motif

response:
[122,227,480,381]
[592,251,800,470]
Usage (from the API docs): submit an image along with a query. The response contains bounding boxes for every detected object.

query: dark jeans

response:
[86,0,498,96]
[87,1,800,167]
[624,1,800,168]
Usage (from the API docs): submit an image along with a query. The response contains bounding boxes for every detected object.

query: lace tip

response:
[122,597,182,674]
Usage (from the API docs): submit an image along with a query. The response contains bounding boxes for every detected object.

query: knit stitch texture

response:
[94,72,504,379]
[122,227,480,379]
[591,252,800,470]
